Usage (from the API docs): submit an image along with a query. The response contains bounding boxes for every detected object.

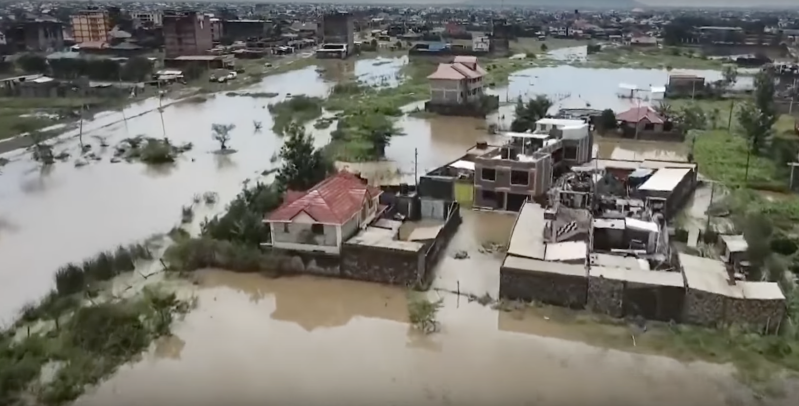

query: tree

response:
[510,95,553,132]
[722,65,738,90]
[540,43,548,52]
[28,131,54,165]
[738,70,777,156]
[17,54,47,73]
[276,123,333,191]
[211,123,235,150]
[676,104,706,132]
[120,57,153,82]
[598,109,617,132]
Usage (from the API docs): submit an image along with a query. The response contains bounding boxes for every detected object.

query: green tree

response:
[510,95,553,132]
[17,54,47,73]
[722,65,738,90]
[540,43,548,52]
[120,56,153,82]
[275,123,333,191]
[737,71,777,156]
[598,109,617,131]
[211,123,235,150]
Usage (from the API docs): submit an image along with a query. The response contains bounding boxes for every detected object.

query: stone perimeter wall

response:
[499,268,588,309]
[587,275,624,317]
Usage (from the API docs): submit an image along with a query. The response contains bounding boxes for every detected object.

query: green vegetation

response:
[325,108,404,162]
[267,95,324,134]
[510,95,553,132]
[407,293,443,334]
[226,91,279,98]
[0,242,194,405]
[115,136,193,164]
[587,46,726,70]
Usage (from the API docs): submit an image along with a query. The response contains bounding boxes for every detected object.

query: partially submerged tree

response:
[211,123,235,150]
[28,131,54,165]
[275,123,333,191]
[510,95,553,132]
[722,65,738,90]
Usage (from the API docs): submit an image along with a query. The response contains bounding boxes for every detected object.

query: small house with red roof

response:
[426,55,486,106]
[615,106,667,134]
[264,172,383,254]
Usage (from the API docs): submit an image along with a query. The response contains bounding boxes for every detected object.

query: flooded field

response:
[72,210,787,406]
[0,52,727,323]
[5,49,790,405]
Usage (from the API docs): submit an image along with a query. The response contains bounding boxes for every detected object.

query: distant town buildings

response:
[6,16,63,52]
[317,12,354,59]
[162,10,213,58]
[71,9,110,44]
[131,11,163,27]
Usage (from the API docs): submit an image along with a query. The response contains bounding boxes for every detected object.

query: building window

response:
[283,223,289,233]
[510,170,529,185]
[481,189,497,200]
[311,224,324,234]
[481,168,496,181]
[564,146,578,160]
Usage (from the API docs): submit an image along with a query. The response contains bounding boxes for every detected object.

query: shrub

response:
[164,237,281,274]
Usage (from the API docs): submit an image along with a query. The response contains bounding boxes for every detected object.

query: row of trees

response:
[17,54,154,82]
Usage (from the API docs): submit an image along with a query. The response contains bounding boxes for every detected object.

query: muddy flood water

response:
[0,51,788,405]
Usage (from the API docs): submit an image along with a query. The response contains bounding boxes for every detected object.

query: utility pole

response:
[727,99,734,130]
[157,81,166,139]
[413,148,418,189]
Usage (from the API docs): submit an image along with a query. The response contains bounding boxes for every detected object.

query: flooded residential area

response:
[2,4,799,406]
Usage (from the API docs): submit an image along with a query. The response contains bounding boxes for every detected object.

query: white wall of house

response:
[266,195,381,254]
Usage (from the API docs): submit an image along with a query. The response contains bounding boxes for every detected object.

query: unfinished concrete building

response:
[473,119,592,211]
[317,12,354,59]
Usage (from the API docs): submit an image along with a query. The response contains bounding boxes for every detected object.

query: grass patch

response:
[0,288,191,405]
[587,45,726,70]
[693,129,781,187]
[324,110,403,162]
[267,95,323,135]
[407,292,443,334]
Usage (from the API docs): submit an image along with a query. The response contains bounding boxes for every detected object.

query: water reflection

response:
[73,273,748,406]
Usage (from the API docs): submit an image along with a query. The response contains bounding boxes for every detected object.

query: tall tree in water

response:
[276,123,333,191]
[510,95,553,132]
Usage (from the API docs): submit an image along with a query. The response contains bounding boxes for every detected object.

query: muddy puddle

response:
[73,266,758,406]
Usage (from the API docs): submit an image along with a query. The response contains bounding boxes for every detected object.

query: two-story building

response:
[425,56,497,117]
[472,118,592,211]
[163,10,213,58]
[264,172,382,254]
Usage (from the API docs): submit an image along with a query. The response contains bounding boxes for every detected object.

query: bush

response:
[164,237,281,274]
[54,244,152,296]
[267,95,323,134]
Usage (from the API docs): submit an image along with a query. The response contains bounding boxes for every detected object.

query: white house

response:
[264,172,383,254]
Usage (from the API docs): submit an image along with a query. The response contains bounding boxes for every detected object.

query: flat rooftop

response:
[506,202,546,260]
[346,227,424,252]
[574,159,697,173]
[637,167,692,192]
[502,255,587,277]
[590,266,684,287]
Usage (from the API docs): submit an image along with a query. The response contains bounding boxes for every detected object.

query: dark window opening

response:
[481,168,496,181]
[564,146,578,160]
[481,189,497,200]
[283,223,289,233]
[510,170,529,185]
[311,224,324,234]
[644,123,655,131]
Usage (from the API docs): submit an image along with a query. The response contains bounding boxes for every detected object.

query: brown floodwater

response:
[4,52,779,406]
[0,53,721,323]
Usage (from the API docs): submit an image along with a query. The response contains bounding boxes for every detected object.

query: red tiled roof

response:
[616,106,665,124]
[267,172,382,225]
